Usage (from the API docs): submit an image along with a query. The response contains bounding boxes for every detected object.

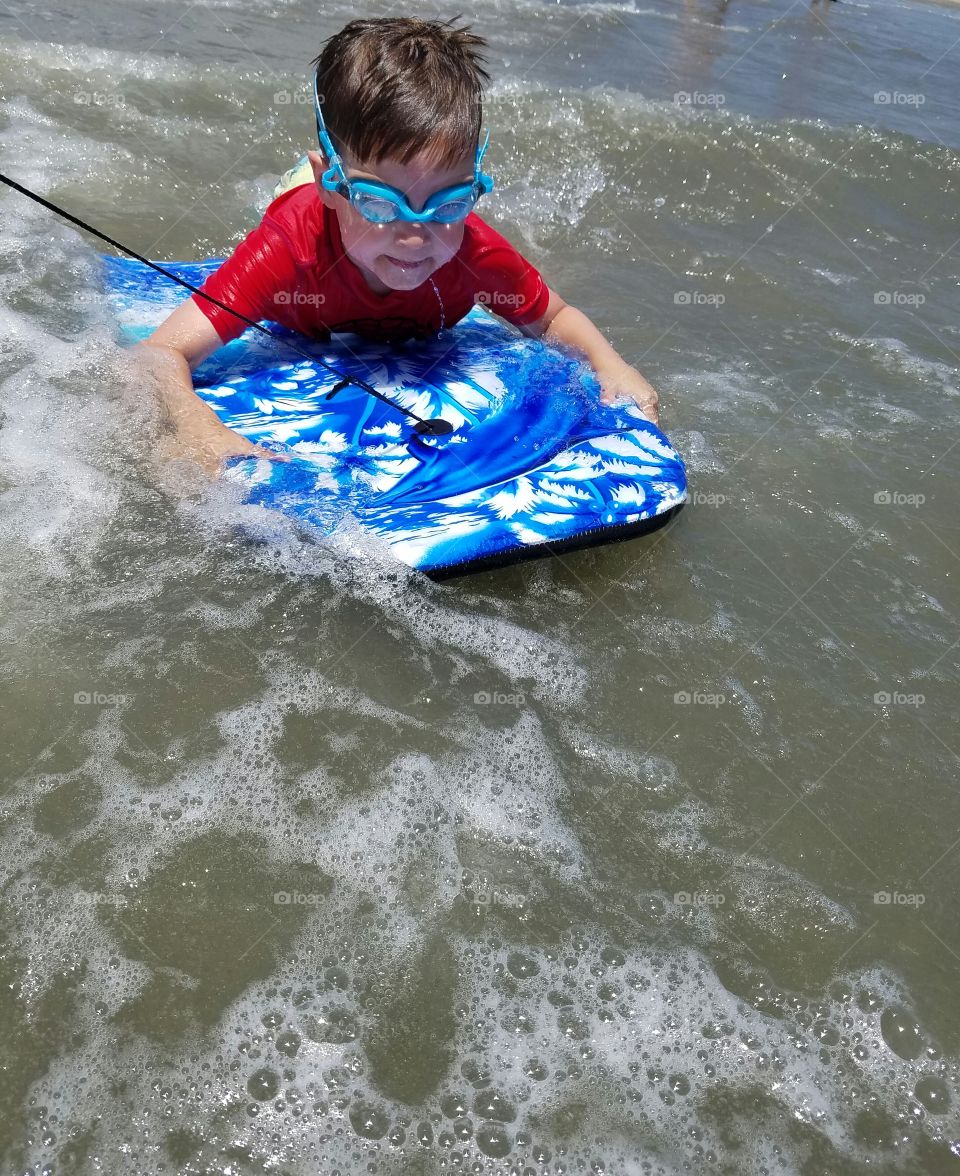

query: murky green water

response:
[1,0,959,1171]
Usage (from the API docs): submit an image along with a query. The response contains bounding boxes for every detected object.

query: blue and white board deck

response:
[103,256,687,578]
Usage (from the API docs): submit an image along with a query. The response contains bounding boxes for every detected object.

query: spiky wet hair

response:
[311,16,491,171]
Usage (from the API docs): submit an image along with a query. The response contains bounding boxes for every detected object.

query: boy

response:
[138,16,660,475]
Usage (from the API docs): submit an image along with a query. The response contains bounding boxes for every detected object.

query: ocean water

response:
[1,0,959,1172]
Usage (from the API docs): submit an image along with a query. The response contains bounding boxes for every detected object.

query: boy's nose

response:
[394,222,428,245]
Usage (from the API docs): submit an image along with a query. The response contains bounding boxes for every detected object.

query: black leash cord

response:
[0,170,452,437]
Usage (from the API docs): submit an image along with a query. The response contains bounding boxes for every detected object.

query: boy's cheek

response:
[341,215,387,257]
[429,224,466,262]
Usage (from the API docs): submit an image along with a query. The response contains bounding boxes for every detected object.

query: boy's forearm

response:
[541,303,661,423]
[133,342,229,438]
[543,305,632,375]
[130,341,285,475]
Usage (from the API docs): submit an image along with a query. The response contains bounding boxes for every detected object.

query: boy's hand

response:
[596,361,661,428]
[131,334,291,478]
[159,419,291,478]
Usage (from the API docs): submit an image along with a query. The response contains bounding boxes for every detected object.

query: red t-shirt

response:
[191,183,550,345]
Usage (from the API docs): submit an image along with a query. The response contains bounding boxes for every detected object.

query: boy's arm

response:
[133,298,284,476]
[516,288,661,426]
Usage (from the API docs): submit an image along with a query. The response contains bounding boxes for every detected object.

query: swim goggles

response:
[313,72,493,225]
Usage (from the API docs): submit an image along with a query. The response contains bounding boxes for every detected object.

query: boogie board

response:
[103,255,687,578]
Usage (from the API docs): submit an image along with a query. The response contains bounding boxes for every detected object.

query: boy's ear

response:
[307,149,337,208]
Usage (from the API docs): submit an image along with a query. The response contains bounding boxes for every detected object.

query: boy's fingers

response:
[216,446,292,475]
[249,443,292,462]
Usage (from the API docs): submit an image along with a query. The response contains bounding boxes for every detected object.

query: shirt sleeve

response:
[465,217,551,327]
[190,219,297,345]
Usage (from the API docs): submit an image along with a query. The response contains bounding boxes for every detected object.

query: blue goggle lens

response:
[351,193,399,223]
[351,190,477,225]
[430,198,476,223]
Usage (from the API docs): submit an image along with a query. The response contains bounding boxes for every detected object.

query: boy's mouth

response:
[384,254,430,274]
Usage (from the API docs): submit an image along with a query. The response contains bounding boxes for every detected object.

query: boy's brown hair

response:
[311,16,490,171]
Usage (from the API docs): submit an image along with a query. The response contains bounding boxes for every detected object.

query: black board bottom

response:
[426,502,686,581]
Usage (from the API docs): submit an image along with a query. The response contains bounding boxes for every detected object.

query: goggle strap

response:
[477,127,490,169]
[313,72,348,184]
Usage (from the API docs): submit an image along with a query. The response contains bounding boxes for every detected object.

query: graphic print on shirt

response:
[325,315,439,343]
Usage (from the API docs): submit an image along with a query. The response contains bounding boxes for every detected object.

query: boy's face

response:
[307,145,475,296]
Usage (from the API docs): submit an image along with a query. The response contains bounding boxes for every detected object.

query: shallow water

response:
[1,0,959,1172]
